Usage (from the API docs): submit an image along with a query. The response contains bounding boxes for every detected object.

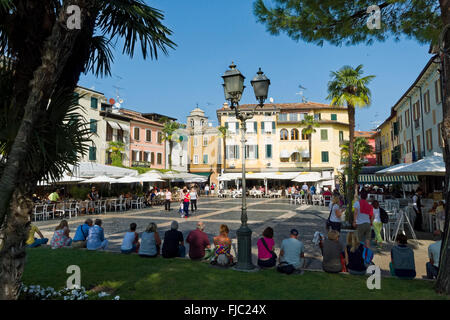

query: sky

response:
[79,0,432,131]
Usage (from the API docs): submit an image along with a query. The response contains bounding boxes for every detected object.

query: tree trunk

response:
[0,189,33,300]
[436,0,450,295]
[309,135,312,171]
[223,137,227,173]
[346,105,356,223]
[168,141,173,170]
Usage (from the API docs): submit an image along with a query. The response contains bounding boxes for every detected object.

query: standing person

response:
[257,227,277,269]
[190,187,198,212]
[72,218,93,248]
[435,201,445,233]
[279,229,305,272]
[389,233,416,279]
[210,183,215,196]
[50,220,72,249]
[371,200,387,248]
[121,223,140,254]
[327,196,343,232]
[164,188,172,211]
[186,222,211,260]
[301,183,309,194]
[139,222,161,258]
[162,221,185,258]
[87,186,99,214]
[426,230,442,279]
[204,184,209,196]
[413,188,424,231]
[26,222,48,248]
[182,188,190,218]
[310,185,316,195]
[353,190,374,248]
[320,230,345,273]
[48,189,60,203]
[87,219,108,250]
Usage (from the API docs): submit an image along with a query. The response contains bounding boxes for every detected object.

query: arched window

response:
[291,128,299,140]
[291,152,301,162]
[280,129,288,140]
[190,119,194,127]
[201,119,205,127]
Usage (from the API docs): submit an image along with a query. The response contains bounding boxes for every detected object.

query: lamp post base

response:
[234,224,255,271]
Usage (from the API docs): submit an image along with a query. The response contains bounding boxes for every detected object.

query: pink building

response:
[355,131,377,166]
[120,109,165,169]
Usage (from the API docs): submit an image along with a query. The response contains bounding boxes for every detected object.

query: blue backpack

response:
[361,242,374,266]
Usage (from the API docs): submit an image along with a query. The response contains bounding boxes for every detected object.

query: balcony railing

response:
[132,161,151,168]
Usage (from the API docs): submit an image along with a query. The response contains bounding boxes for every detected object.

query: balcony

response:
[414,119,420,129]
[131,161,152,168]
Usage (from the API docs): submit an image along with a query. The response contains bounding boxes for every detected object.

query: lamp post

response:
[221,62,270,271]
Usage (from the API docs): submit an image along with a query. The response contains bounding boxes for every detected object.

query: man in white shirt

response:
[164,188,172,211]
[426,231,442,279]
[204,184,209,196]
[302,183,309,192]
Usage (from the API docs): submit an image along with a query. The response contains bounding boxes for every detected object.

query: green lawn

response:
[22,248,448,300]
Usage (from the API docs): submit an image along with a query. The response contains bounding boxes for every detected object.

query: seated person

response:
[212,224,233,266]
[279,229,305,271]
[121,223,140,254]
[86,219,108,250]
[428,202,438,214]
[26,222,48,248]
[320,230,345,273]
[50,220,72,249]
[139,222,161,258]
[72,218,93,248]
[257,227,276,268]
[436,201,445,233]
[344,232,367,275]
[426,230,442,279]
[186,222,211,260]
[162,221,185,258]
[390,233,416,279]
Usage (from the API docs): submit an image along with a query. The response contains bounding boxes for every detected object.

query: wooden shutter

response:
[261,121,265,133]
[254,122,257,133]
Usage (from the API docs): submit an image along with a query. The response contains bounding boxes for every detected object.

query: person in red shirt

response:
[186,222,211,260]
[182,187,190,218]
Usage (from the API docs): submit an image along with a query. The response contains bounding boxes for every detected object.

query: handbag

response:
[260,237,277,260]
[326,206,333,229]
[277,262,295,275]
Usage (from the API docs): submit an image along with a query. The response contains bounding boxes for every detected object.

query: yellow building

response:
[376,109,398,166]
[216,102,349,179]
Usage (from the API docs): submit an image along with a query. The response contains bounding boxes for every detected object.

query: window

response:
[146,129,152,142]
[438,123,444,147]
[291,128,299,140]
[426,129,433,151]
[291,152,301,162]
[151,152,155,164]
[398,115,402,131]
[413,101,420,121]
[73,92,80,103]
[405,110,410,127]
[245,145,259,159]
[157,153,162,165]
[424,90,430,113]
[289,113,297,122]
[406,140,411,153]
[226,145,240,159]
[265,144,272,159]
[432,110,436,125]
[321,151,329,163]
[157,132,163,144]
[203,136,208,146]
[131,150,138,162]
[280,129,288,140]
[144,152,150,162]
[193,155,199,164]
[201,120,205,127]
[90,119,97,133]
[279,114,288,122]
[89,146,96,161]
[331,114,337,121]
[246,121,255,134]
[435,79,442,104]
[117,129,123,143]
[134,127,140,140]
[190,119,194,127]
[106,123,113,141]
[301,132,309,140]
[203,154,208,164]
[193,138,198,147]
[299,113,306,121]
[339,131,344,142]
[320,129,328,141]
[90,97,98,109]
[314,113,321,121]
[179,155,183,166]
[417,135,421,156]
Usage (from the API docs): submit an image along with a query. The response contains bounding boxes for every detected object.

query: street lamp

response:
[221,62,270,271]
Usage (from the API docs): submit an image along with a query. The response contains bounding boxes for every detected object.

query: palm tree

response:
[299,114,319,171]
[0,0,175,299]
[107,141,125,167]
[162,120,181,170]
[340,137,374,186]
[218,126,229,173]
[327,65,375,223]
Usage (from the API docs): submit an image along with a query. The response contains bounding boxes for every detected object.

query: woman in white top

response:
[190,188,198,212]
[327,196,343,232]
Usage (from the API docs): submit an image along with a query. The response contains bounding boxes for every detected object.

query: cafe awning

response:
[358,174,418,185]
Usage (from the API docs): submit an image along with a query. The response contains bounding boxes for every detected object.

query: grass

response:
[22,248,448,300]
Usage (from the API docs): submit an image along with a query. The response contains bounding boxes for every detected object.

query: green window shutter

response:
[321,151,329,163]
[256,145,259,159]
[89,147,96,161]
[236,145,240,159]
[272,121,275,130]
[339,131,344,142]
[254,122,257,133]
[331,114,337,121]
[266,145,272,158]
[261,122,265,133]
[91,97,98,109]
[73,92,79,103]
[321,129,328,140]
[236,122,239,130]
[90,119,97,133]
[225,122,228,129]
[203,154,208,164]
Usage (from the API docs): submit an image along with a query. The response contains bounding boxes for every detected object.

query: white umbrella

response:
[80,175,118,184]
[138,172,165,182]
[292,172,321,183]
[113,176,148,184]
[374,163,410,175]
[382,154,445,176]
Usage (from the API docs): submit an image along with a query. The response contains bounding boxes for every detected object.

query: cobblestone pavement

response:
[33,197,435,279]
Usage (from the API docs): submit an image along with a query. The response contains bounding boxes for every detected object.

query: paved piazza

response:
[34,197,434,279]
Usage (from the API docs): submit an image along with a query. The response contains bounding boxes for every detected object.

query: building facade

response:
[355,131,378,166]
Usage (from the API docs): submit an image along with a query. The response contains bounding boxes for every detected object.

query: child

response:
[436,201,445,233]
[121,223,140,254]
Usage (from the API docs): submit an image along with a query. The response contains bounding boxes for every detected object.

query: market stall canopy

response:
[68,162,138,178]
[358,174,418,185]
[137,171,165,182]
[113,176,147,184]
[375,153,445,176]
[80,175,118,184]
[291,172,322,183]
[37,173,84,186]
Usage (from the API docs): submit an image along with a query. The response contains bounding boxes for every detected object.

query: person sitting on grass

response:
[50,220,72,249]
[212,224,233,266]
[320,230,345,273]
[139,222,161,258]
[186,222,211,260]
[389,233,416,279]
[87,219,108,250]
[121,223,140,254]
[426,230,442,280]
[26,222,48,248]
[257,227,276,269]
[162,221,185,258]
[344,232,367,275]
[72,218,93,249]
[278,229,305,273]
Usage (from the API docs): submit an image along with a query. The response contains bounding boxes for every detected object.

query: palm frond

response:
[85,35,114,77]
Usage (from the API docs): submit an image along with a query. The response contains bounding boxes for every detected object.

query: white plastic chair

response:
[33,205,46,221]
